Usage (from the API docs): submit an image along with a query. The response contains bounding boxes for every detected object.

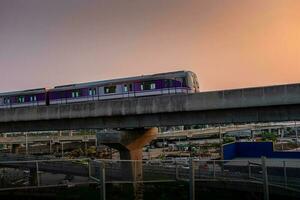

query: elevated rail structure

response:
[0,83,300,132]
[1,83,300,191]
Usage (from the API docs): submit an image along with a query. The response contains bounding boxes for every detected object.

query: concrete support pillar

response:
[279,129,284,138]
[1,134,8,149]
[61,142,64,158]
[55,143,59,153]
[97,128,157,160]
[25,133,28,155]
[11,144,21,154]
[85,142,88,156]
[49,140,52,153]
[97,128,158,200]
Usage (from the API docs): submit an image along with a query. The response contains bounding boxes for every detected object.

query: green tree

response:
[261,132,277,142]
[223,136,235,144]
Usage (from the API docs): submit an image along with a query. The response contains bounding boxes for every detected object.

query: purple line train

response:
[0,70,199,108]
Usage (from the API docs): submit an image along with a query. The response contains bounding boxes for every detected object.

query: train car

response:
[48,71,199,105]
[0,88,47,109]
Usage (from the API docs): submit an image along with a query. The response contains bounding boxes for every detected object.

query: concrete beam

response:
[1,83,300,132]
[0,83,300,123]
[1,104,300,132]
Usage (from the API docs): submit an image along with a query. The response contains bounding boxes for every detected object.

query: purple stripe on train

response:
[8,93,45,104]
[49,79,185,100]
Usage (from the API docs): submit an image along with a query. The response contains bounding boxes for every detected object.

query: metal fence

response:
[0,158,92,191]
[1,157,300,200]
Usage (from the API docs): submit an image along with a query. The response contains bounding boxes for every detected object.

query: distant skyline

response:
[0,0,299,92]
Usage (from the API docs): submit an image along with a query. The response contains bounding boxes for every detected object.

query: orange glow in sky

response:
[0,0,299,92]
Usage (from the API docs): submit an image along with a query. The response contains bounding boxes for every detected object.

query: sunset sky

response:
[0,0,299,92]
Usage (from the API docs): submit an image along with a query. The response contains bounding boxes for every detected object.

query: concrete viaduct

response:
[0,83,300,132]
[1,83,300,161]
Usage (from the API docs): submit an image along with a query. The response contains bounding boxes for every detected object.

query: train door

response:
[123,84,129,98]
[0,97,3,108]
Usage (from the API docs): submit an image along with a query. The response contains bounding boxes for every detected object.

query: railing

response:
[0,157,300,200]
[0,135,96,144]
[0,158,92,192]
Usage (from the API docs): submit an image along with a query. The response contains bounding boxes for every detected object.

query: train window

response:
[164,80,173,88]
[124,84,133,92]
[163,80,167,88]
[150,83,156,90]
[17,96,25,103]
[141,81,156,90]
[4,98,10,104]
[182,77,187,87]
[72,91,80,98]
[104,86,116,94]
[89,88,96,96]
[30,96,37,102]
[124,85,128,92]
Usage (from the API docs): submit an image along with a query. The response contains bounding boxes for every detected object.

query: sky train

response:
[0,71,199,108]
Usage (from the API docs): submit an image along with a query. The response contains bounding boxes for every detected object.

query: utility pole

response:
[61,142,64,158]
[295,121,299,150]
[49,140,52,153]
[219,126,223,159]
[85,141,88,156]
[25,132,28,155]
[262,157,269,200]
[189,159,195,200]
